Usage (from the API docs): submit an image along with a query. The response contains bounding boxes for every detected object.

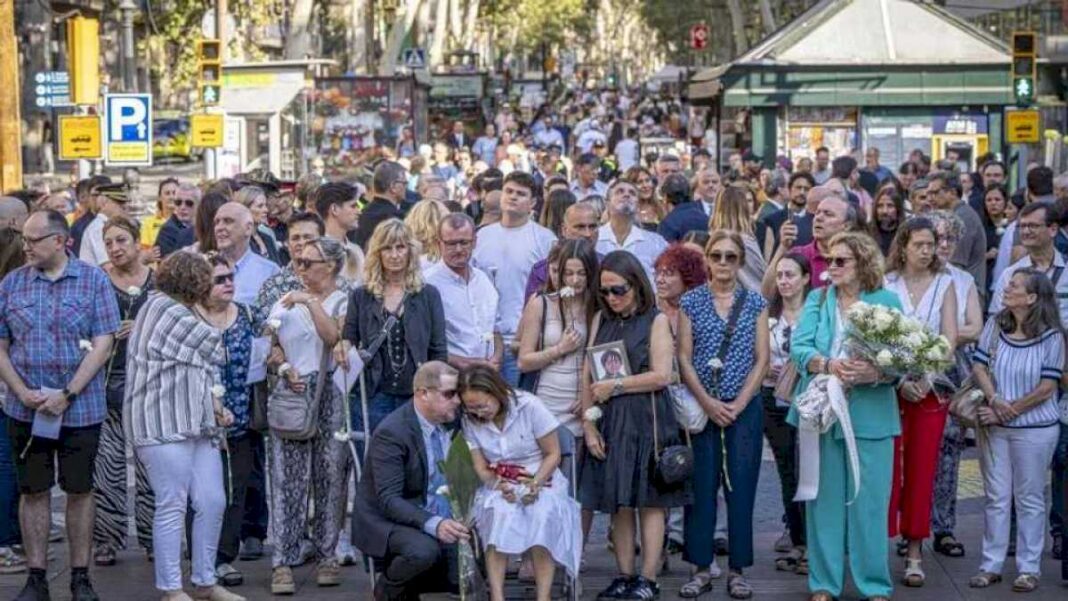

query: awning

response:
[221,79,305,115]
[688,64,730,101]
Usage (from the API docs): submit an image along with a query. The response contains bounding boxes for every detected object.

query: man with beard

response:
[595,180,668,286]
[869,189,906,256]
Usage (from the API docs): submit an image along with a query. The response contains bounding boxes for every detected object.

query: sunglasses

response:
[599,284,632,298]
[828,257,855,268]
[213,273,235,285]
[708,251,740,265]
[173,199,196,208]
[438,388,458,400]
[294,258,329,269]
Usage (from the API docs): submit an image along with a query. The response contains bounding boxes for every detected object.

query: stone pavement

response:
[2,447,1065,600]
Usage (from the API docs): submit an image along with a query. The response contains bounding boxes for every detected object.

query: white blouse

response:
[270,289,347,377]
[884,272,953,335]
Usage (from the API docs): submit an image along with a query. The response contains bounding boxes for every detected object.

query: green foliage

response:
[481,0,594,53]
[438,433,480,520]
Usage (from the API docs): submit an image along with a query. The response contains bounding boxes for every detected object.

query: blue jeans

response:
[0,413,21,546]
[352,391,410,456]
[499,347,520,388]
[1050,423,1068,538]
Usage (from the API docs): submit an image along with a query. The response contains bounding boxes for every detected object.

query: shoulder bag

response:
[517,295,551,394]
[652,390,694,486]
[949,331,1000,429]
[269,349,330,440]
[668,316,708,433]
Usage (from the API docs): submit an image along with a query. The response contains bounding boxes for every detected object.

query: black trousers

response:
[240,432,269,542]
[378,525,457,600]
[761,388,806,547]
[218,433,258,565]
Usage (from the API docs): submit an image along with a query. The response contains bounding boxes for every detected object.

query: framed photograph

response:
[588,341,631,382]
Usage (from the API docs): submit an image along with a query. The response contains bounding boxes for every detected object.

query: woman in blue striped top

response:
[970,268,1065,593]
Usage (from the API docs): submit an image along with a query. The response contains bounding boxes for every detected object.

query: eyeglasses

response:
[173,199,196,208]
[441,239,473,249]
[294,258,329,269]
[599,284,632,298]
[828,256,855,268]
[708,251,740,265]
[1018,222,1049,231]
[213,273,235,285]
[438,388,458,400]
[22,232,61,245]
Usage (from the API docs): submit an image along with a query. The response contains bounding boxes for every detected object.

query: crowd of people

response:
[0,92,1067,601]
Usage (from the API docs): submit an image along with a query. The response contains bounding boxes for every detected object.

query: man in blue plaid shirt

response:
[0,209,118,601]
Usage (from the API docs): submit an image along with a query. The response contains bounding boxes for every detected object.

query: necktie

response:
[427,428,452,518]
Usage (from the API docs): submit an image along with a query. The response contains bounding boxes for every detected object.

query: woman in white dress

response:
[882,216,958,586]
[458,365,582,601]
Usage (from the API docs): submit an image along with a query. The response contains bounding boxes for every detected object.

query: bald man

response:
[524,202,601,300]
[0,196,28,232]
[214,202,280,304]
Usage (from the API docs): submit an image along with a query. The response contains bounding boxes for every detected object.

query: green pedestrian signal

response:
[1011,31,1037,106]
[1015,78,1033,103]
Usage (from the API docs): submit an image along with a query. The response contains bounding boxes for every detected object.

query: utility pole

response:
[0,0,23,191]
[118,0,138,92]
[203,0,227,182]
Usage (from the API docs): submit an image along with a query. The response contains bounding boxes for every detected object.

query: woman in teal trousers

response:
[787,232,902,601]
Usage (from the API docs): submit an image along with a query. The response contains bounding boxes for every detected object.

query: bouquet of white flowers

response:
[843,302,953,381]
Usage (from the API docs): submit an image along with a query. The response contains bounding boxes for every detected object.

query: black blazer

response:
[352,401,432,558]
[354,197,404,251]
[341,285,448,398]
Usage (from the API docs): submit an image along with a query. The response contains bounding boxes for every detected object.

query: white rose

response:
[211,384,226,398]
[968,389,985,402]
[904,332,925,349]
[436,485,450,496]
[278,362,292,376]
[875,349,895,367]
[995,226,1005,236]
[819,271,831,282]
[872,312,894,332]
[267,318,282,331]
[332,430,350,442]
[925,347,947,362]
[583,406,603,422]
[902,319,923,333]
[558,286,575,299]
[78,339,93,352]
[768,317,778,329]
[707,357,724,370]
[126,286,142,297]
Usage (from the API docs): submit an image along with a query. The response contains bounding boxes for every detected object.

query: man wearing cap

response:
[79,184,131,269]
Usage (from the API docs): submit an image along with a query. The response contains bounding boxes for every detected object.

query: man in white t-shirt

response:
[79,183,132,269]
[596,180,668,285]
[472,171,557,386]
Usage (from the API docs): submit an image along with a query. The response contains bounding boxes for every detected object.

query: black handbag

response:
[651,391,694,486]
[517,295,550,393]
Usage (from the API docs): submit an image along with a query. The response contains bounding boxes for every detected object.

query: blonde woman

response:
[404,199,448,271]
[232,185,282,264]
[342,218,448,434]
[709,185,767,293]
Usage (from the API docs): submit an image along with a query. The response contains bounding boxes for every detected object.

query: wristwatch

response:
[61,388,76,403]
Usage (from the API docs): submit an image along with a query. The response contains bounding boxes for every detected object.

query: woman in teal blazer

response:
[787,232,903,601]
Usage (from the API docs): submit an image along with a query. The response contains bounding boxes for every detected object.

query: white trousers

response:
[979,424,1059,575]
[137,438,226,591]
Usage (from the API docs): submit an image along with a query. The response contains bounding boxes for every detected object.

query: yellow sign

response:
[1006,109,1041,144]
[107,141,150,163]
[190,114,225,148]
[58,115,102,160]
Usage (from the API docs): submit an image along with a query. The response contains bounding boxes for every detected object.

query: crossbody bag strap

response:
[651,391,660,455]
[715,288,747,362]
[536,295,548,351]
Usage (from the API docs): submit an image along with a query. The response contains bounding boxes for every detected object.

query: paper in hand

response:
[331,347,365,396]
[32,388,63,440]
[246,336,271,384]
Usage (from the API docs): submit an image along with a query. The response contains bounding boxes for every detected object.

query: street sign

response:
[403,48,427,70]
[190,113,225,147]
[104,93,153,166]
[57,115,102,160]
[34,71,72,107]
[1006,109,1041,144]
[690,23,709,50]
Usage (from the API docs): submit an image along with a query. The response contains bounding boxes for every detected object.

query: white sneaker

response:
[335,537,356,566]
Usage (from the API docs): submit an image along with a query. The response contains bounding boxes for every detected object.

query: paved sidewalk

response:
[2,450,1065,600]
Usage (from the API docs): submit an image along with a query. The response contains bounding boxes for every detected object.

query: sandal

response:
[808,592,835,601]
[94,548,116,567]
[968,571,1002,588]
[902,558,925,587]
[895,539,908,557]
[679,570,713,598]
[795,548,809,576]
[775,547,803,571]
[726,572,753,600]
[1011,573,1039,593]
[933,533,965,557]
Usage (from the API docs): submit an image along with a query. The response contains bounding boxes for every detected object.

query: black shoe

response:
[665,539,685,555]
[714,537,728,556]
[239,537,263,561]
[597,575,635,599]
[624,576,660,600]
[70,571,99,601]
[14,571,50,601]
[1052,535,1063,560]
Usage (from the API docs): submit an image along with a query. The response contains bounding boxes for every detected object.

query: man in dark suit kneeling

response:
[353,361,470,601]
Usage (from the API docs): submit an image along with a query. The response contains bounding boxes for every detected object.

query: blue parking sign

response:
[105,94,153,166]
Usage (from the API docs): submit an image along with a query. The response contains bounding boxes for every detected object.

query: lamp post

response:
[118,0,138,92]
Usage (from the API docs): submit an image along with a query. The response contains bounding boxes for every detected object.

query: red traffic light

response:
[690,24,709,50]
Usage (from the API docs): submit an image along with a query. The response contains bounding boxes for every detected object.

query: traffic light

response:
[67,17,100,105]
[197,39,222,106]
[1012,31,1037,106]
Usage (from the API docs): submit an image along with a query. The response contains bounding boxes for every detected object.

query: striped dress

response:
[123,293,225,447]
[973,319,1064,428]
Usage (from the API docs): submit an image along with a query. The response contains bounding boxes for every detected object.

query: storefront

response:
[428,73,491,140]
[309,75,430,178]
[689,0,1014,171]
